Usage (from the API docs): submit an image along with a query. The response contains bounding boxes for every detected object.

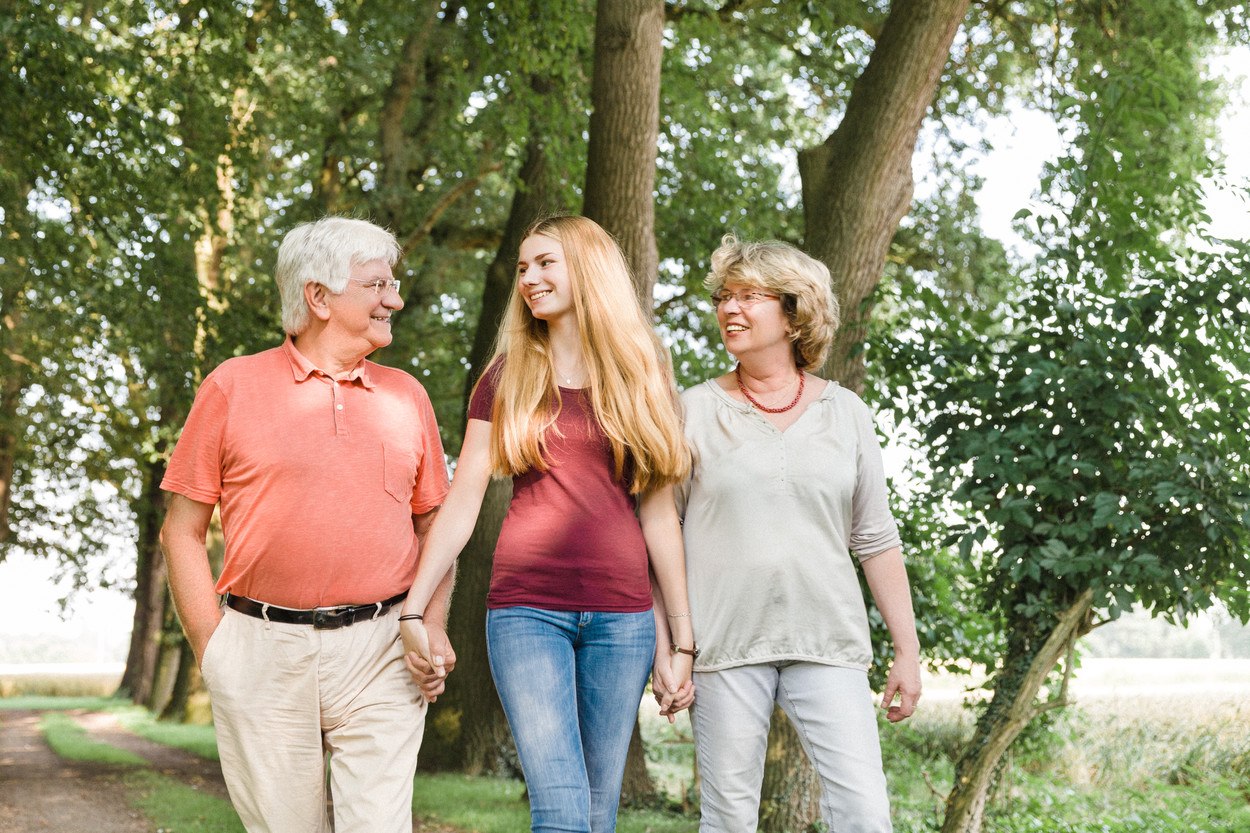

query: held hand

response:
[401,618,435,694]
[411,624,457,703]
[880,654,922,723]
[652,648,696,723]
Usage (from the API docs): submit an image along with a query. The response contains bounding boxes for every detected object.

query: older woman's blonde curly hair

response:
[704,234,840,371]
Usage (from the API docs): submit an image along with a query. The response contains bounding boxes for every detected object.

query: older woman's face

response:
[714,281,790,362]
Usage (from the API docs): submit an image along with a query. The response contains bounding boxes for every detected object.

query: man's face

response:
[326,259,404,356]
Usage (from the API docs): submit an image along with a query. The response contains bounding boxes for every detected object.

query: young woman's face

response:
[517,234,574,322]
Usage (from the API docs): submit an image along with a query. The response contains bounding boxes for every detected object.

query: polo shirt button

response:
[336,404,343,410]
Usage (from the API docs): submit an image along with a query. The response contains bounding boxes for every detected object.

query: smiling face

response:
[517,234,574,323]
[716,281,790,362]
[327,258,404,356]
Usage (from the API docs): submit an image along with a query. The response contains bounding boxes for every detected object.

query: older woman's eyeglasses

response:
[710,289,779,308]
[351,278,402,295]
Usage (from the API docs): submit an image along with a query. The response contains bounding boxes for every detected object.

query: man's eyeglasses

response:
[710,289,780,308]
[350,278,402,295]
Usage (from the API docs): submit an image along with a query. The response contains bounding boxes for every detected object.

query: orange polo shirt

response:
[161,337,449,609]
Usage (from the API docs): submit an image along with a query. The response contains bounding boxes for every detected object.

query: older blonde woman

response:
[666,235,921,832]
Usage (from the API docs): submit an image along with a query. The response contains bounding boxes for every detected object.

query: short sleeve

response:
[467,359,502,423]
[409,385,451,514]
[160,375,229,505]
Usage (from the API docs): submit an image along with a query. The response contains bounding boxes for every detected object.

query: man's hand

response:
[404,621,456,702]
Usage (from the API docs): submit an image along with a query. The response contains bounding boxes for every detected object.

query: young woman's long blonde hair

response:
[479,215,689,494]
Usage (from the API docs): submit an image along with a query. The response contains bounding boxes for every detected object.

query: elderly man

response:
[160,216,453,833]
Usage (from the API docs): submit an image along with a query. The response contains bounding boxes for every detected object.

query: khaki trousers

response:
[201,604,426,833]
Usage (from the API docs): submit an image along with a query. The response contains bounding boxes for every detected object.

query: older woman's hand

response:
[652,646,696,723]
[880,653,921,722]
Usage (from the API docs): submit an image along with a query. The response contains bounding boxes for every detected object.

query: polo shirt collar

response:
[281,336,376,389]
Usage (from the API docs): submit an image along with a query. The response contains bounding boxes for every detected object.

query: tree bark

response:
[377,0,444,230]
[757,706,825,831]
[464,140,555,406]
[802,0,972,395]
[759,1,972,829]
[941,589,1094,833]
[582,0,665,302]
[419,137,559,775]
[117,458,170,704]
[426,477,517,775]
[580,0,667,807]
[0,184,33,545]
[0,349,27,544]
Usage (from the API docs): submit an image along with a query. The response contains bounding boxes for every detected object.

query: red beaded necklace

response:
[735,364,805,413]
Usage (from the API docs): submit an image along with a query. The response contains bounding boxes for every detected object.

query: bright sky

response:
[1,47,1247,663]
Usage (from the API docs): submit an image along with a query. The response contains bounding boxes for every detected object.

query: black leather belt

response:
[223,591,408,630]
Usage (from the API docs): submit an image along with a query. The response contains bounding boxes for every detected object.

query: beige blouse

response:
[676,379,902,672]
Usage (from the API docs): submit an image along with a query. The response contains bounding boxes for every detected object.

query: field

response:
[3,658,1248,832]
[879,660,1250,832]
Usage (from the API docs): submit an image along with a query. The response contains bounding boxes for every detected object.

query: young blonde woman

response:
[399,215,696,833]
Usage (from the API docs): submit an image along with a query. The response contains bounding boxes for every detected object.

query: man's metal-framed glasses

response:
[710,289,780,308]
[350,278,402,295]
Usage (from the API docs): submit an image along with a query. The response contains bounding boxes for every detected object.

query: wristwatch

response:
[671,643,700,659]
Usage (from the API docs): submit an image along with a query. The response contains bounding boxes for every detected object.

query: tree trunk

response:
[146,603,182,715]
[582,0,664,303]
[581,0,667,806]
[158,504,224,722]
[376,0,444,230]
[758,706,823,832]
[420,137,559,776]
[117,458,170,704]
[760,1,972,829]
[159,639,206,723]
[802,0,972,394]
[620,720,658,809]
[464,139,555,404]
[0,355,26,544]
[941,589,1094,833]
[420,477,518,774]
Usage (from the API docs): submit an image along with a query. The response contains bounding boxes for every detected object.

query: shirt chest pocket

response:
[383,442,418,503]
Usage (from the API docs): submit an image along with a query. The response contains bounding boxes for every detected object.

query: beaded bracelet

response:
[666,611,691,618]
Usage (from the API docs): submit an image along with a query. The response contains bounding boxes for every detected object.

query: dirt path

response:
[0,708,206,833]
[0,709,459,833]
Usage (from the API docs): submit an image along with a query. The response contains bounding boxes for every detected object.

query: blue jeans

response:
[486,606,656,833]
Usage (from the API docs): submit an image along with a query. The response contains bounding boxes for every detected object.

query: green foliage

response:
[905,243,1250,630]
[871,1,1249,678]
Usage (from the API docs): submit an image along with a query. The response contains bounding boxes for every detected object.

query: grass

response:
[6,660,1249,832]
[0,694,124,711]
[125,770,246,833]
[412,772,698,832]
[878,688,1250,833]
[114,703,222,760]
[39,709,148,766]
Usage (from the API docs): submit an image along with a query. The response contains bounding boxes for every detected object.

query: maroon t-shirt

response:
[469,363,652,612]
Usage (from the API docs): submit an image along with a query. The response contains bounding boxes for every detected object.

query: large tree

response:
[7,4,1247,830]
[754,1,973,827]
